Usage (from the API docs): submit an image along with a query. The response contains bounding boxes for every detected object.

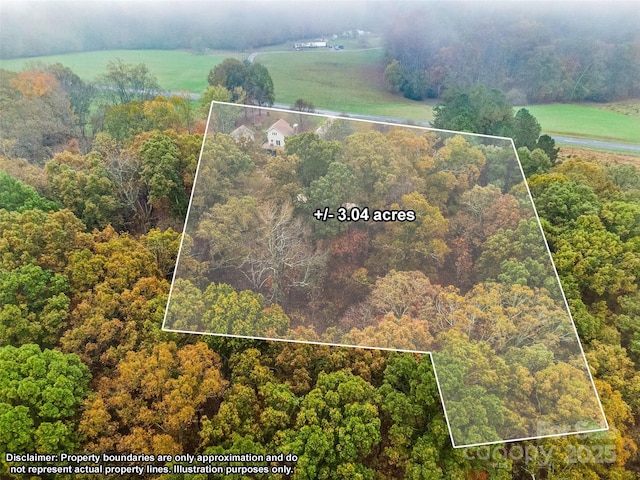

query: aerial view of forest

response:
[0,1,639,479]
[165,103,607,448]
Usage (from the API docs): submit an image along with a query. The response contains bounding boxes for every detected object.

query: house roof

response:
[267,118,295,137]
[230,124,255,140]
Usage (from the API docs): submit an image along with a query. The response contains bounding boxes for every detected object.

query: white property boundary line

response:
[162,101,609,448]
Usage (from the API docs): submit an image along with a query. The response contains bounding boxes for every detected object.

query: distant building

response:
[294,40,327,49]
[230,125,255,142]
[264,119,295,149]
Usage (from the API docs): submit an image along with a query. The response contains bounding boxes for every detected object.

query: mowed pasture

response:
[254,48,434,121]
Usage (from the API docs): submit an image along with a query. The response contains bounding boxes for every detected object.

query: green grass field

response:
[0,49,232,93]
[255,48,433,121]
[0,47,434,122]
[523,104,640,145]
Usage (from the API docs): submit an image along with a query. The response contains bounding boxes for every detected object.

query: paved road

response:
[552,136,640,153]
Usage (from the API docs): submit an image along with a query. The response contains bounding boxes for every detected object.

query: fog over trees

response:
[383,2,640,102]
[0,1,387,57]
[3,2,637,103]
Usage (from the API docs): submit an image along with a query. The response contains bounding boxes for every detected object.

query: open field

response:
[524,104,640,145]
[0,47,435,122]
[0,49,232,93]
[256,48,434,121]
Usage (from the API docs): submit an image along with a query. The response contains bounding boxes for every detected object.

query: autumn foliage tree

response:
[80,342,226,454]
[0,208,91,273]
[0,69,79,163]
[60,226,168,371]
[369,192,449,274]
[45,150,123,230]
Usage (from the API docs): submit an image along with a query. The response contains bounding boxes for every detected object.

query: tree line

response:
[383,5,640,102]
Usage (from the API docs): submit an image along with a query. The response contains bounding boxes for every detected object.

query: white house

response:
[265,119,295,149]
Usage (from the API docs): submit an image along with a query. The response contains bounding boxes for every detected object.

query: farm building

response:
[294,41,327,49]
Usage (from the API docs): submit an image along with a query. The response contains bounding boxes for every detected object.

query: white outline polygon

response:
[162,101,609,448]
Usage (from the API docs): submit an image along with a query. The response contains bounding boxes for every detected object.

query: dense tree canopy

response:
[208,59,275,106]
[0,69,79,163]
[80,342,226,453]
[383,4,640,102]
[0,344,90,453]
[0,265,70,348]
